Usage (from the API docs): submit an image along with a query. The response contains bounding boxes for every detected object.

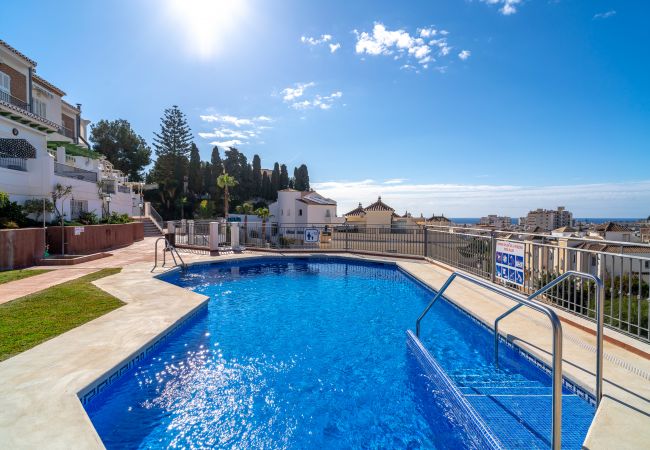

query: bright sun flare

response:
[165,0,249,59]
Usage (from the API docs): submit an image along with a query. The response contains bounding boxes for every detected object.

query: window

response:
[32,98,47,118]
[299,209,303,216]
[325,209,331,218]
[287,209,291,217]
[0,72,10,98]
[70,200,88,219]
[645,261,649,270]
[280,209,283,216]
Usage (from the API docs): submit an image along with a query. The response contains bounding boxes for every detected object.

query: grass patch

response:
[0,269,52,285]
[0,268,123,361]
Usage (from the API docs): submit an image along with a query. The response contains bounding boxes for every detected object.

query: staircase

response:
[142,217,163,237]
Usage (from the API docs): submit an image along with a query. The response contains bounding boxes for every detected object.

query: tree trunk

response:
[224,186,229,218]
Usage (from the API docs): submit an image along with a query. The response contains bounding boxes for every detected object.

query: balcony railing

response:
[0,157,27,171]
[0,90,30,112]
[118,184,131,194]
[54,162,98,183]
[58,125,75,139]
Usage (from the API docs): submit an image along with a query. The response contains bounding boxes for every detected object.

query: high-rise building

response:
[524,206,573,231]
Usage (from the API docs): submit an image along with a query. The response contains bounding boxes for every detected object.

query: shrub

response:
[0,197,29,229]
[102,212,132,224]
[78,211,99,225]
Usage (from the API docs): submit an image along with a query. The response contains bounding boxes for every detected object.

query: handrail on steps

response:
[414,271,564,450]
[151,236,187,272]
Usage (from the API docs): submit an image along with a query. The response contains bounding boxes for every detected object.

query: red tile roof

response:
[0,39,37,66]
[364,196,394,212]
[595,222,633,232]
[344,202,366,217]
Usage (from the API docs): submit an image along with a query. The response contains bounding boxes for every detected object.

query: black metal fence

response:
[54,162,98,183]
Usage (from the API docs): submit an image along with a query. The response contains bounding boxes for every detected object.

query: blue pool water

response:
[85,257,594,449]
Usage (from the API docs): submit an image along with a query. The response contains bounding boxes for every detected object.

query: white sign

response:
[74,226,85,236]
[304,228,320,243]
[496,240,525,286]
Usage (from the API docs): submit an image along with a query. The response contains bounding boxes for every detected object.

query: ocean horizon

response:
[449,218,645,225]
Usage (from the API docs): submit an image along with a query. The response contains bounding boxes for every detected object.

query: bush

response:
[102,212,132,224]
[78,211,99,225]
[0,199,29,229]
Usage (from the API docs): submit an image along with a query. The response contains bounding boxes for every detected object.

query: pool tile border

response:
[77,303,208,406]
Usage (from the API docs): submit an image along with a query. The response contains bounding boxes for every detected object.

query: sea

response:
[449,218,644,225]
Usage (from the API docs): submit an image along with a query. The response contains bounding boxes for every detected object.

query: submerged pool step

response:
[407,330,593,450]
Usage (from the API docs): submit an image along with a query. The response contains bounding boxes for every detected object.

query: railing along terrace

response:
[424,224,650,342]
[58,126,75,139]
[234,221,650,342]
[0,156,27,171]
[172,220,211,248]
[0,90,30,111]
[54,162,98,182]
[117,184,131,194]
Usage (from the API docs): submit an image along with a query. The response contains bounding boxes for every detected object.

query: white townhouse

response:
[0,39,139,221]
[269,189,341,226]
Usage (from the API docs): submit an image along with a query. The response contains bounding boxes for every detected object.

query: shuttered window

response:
[0,71,10,94]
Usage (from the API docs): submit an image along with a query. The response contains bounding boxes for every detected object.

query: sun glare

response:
[164,0,249,59]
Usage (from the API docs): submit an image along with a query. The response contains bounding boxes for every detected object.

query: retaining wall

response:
[0,228,46,270]
[46,222,144,255]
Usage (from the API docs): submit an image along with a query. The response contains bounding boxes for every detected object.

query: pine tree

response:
[188,143,202,195]
[271,162,280,198]
[252,154,262,194]
[280,164,289,190]
[201,162,213,196]
[151,106,193,186]
[261,172,272,199]
[294,164,310,191]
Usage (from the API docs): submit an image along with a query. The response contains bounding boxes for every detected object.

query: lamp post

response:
[105,194,111,216]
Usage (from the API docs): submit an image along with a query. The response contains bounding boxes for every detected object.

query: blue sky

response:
[2,0,649,217]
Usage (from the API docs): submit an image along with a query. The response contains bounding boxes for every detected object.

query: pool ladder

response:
[414,270,604,450]
[151,236,187,272]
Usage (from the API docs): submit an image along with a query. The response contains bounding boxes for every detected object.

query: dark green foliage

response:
[151,106,192,187]
[90,119,152,181]
[280,164,289,190]
[252,154,262,192]
[271,162,280,195]
[188,143,202,195]
[78,211,99,225]
[293,164,310,191]
[0,199,28,229]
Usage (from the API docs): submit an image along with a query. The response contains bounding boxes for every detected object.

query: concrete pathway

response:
[0,238,161,304]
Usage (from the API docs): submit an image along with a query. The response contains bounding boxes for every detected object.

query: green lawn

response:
[0,269,52,285]
[0,268,123,361]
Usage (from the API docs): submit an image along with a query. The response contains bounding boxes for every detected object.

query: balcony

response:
[0,90,30,112]
[58,125,75,140]
[0,157,27,171]
[118,184,131,194]
[54,162,98,183]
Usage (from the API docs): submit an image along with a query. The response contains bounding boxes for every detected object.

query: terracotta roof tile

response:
[32,74,66,97]
[364,196,394,212]
[0,39,37,66]
[344,202,366,217]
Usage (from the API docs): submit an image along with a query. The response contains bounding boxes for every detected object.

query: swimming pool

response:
[84,256,594,448]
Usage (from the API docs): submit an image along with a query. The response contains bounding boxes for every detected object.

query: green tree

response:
[151,106,193,186]
[261,172,272,199]
[235,202,254,228]
[188,143,202,195]
[217,173,237,218]
[271,162,280,198]
[90,119,151,181]
[280,164,289,190]
[252,154,262,194]
[293,164,310,191]
[209,146,222,198]
[22,199,54,223]
[255,207,271,244]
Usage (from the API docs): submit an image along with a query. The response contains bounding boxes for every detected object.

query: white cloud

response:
[301,34,341,53]
[281,82,315,102]
[354,22,462,71]
[311,179,650,217]
[458,50,471,60]
[281,83,343,110]
[198,113,272,148]
[480,0,522,16]
[593,10,616,20]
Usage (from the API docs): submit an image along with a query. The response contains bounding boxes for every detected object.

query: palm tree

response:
[216,172,237,218]
[235,202,254,227]
[255,207,271,245]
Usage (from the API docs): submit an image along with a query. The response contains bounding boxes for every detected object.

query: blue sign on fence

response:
[495,240,525,286]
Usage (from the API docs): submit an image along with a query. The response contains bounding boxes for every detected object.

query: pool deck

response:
[0,250,648,449]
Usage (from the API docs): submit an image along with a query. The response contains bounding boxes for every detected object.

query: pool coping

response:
[0,252,648,449]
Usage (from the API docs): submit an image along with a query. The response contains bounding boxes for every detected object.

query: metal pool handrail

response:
[151,237,187,272]
[494,271,604,405]
[415,271,564,450]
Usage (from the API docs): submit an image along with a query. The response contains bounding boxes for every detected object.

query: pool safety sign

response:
[304,228,320,243]
[496,241,525,286]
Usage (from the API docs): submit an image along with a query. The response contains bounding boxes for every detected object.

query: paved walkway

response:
[0,238,161,305]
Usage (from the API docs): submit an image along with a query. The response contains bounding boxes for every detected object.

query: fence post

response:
[345,224,349,251]
[209,221,220,253]
[423,227,428,258]
[231,223,240,251]
[166,221,176,246]
[188,220,195,245]
[490,231,496,283]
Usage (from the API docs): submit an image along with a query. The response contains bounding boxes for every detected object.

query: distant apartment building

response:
[0,40,138,220]
[524,207,573,231]
[479,215,512,229]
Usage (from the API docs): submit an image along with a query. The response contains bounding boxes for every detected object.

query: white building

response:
[524,206,573,231]
[0,39,138,221]
[269,189,341,226]
[479,215,512,230]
